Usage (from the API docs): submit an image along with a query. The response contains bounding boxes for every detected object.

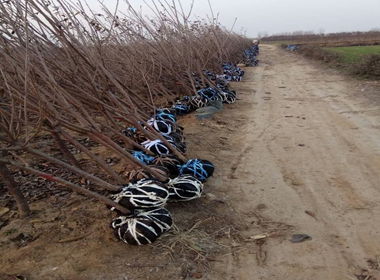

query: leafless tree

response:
[0,0,252,217]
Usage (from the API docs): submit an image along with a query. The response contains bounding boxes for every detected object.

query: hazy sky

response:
[87,0,380,37]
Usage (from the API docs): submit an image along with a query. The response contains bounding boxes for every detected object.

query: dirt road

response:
[209,44,380,279]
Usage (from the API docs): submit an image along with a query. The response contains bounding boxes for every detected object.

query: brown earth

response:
[211,45,380,280]
[1,44,380,280]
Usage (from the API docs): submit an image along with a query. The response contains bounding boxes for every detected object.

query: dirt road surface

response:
[209,44,380,279]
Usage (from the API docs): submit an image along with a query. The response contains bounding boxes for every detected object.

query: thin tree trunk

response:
[57,127,125,185]
[0,159,130,214]
[45,121,83,170]
[23,146,120,191]
[0,152,31,218]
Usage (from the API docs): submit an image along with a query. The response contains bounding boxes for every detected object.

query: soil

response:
[1,44,380,280]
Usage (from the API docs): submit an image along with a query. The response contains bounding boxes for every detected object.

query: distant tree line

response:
[260,29,380,43]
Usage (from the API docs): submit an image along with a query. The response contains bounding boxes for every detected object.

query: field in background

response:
[324,45,380,63]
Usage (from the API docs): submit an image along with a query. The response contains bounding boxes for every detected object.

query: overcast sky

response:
[87,0,380,37]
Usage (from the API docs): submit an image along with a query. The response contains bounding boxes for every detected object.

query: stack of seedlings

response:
[244,44,260,66]
[110,109,215,245]
[286,44,298,51]
[0,0,253,244]
[171,62,249,115]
